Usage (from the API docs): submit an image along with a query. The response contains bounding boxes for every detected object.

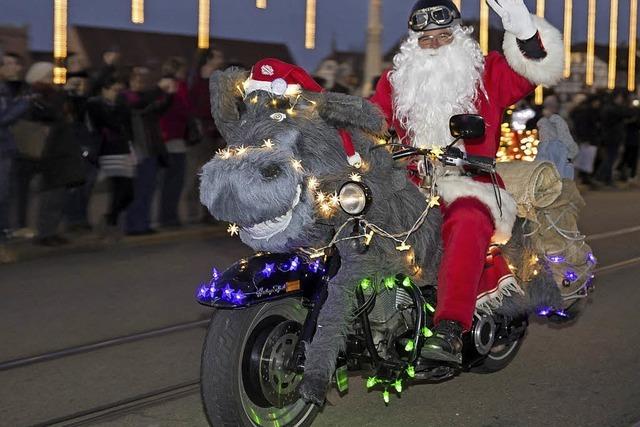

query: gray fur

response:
[200,67,558,405]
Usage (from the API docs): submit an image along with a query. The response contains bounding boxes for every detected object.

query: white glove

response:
[486,0,537,40]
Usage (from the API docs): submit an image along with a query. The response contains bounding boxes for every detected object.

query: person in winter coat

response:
[536,95,579,179]
[369,0,563,363]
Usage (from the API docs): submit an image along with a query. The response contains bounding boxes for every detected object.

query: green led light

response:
[384,277,396,289]
[392,379,403,393]
[406,366,415,378]
[425,302,436,313]
[402,277,412,287]
[366,376,378,388]
[404,339,415,352]
[382,389,390,404]
[422,326,434,337]
[336,365,349,392]
[360,278,372,290]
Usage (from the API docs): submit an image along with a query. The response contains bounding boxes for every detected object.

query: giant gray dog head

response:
[200,66,422,254]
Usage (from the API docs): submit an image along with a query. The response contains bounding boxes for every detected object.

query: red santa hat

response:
[244,58,362,168]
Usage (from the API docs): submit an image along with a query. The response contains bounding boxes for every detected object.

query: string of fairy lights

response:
[50,1,638,93]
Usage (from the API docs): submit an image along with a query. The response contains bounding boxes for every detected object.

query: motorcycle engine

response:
[367,287,415,359]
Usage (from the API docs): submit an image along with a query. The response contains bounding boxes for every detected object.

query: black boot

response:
[420,320,463,365]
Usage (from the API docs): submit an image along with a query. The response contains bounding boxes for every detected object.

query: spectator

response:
[617,99,640,183]
[0,51,30,261]
[158,56,192,228]
[64,70,99,232]
[570,94,602,186]
[90,46,122,96]
[86,76,134,237]
[185,49,225,224]
[28,63,86,246]
[596,90,634,186]
[536,95,579,179]
[123,67,175,235]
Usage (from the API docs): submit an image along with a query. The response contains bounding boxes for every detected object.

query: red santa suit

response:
[370,16,564,330]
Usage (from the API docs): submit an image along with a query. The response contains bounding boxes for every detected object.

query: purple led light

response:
[197,283,209,299]
[262,263,276,278]
[222,284,234,301]
[586,252,597,265]
[564,270,579,282]
[554,309,569,318]
[309,260,323,274]
[233,289,246,303]
[289,257,300,271]
[548,255,565,263]
[536,307,551,316]
[211,268,220,281]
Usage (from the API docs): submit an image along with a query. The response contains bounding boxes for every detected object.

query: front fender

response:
[195,252,328,309]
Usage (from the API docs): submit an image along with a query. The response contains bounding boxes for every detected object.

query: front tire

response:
[201,299,319,427]
[470,335,525,374]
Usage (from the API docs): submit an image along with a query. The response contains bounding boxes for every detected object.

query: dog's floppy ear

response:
[303,91,387,136]
[209,67,250,141]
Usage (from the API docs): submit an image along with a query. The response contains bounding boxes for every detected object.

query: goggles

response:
[409,6,458,32]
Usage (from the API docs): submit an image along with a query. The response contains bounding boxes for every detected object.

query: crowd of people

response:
[1,43,640,263]
[0,47,227,259]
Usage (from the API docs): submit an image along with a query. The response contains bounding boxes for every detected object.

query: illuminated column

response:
[305,0,316,49]
[256,0,267,9]
[452,0,461,11]
[131,0,144,24]
[534,0,545,105]
[608,0,619,89]
[53,0,67,84]
[563,0,573,78]
[586,0,597,86]
[198,0,210,49]
[480,0,489,55]
[362,0,382,96]
[629,0,638,91]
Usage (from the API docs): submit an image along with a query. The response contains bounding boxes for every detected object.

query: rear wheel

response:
[201,299,318,426]
[470,335,525,374]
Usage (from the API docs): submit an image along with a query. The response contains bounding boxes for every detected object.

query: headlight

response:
[338,182,371,216]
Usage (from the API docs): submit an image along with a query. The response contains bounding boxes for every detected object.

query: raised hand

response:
[486,0,537,40]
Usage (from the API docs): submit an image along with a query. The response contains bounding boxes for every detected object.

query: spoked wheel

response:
[201,299,318,427]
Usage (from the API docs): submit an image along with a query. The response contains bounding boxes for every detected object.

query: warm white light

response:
[452,0,461,11]
[198,0,210,49]
[53,0,67,84]
[480,0,489,55]
[305,0,316,49]
[131,0,144,24]
[563,0,573,78]
[586,0,597,86]
[256,0,267,9]
[629,0,638,91]
[608,0,619,89]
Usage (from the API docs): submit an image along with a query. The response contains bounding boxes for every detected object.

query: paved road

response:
[0,188,639,427]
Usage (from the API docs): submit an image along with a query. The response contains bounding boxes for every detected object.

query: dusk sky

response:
[1,0,637,70]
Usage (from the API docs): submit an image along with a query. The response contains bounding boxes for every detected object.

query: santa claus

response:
[370,0,563,364]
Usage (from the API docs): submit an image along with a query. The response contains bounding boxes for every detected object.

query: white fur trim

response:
[502,15,564,87]
[347,152,362,168]
[475,274,525,314]
[243,78,301,96]
[436,175,518,244]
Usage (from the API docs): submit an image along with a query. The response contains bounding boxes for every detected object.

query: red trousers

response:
[434,197,495,331]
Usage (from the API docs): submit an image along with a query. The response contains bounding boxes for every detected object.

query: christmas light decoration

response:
[392,379,403,393]
[563,0,573,78]
[425,302,435,313]
[586,0,597,86]
[360,278,372,290]
[222,284,234,301]
[366,376,378,388]
[256,0,267,9]
[384,276,396,289]
[305,0,316,49]
[480,0,489,55]
[402,277,413,288]
[404,339,415,352]
[261,263,276,278]
[421,326,433,337]
[608,0,619,89]
[198,0,210,49]
[382,389,390,404]
[629,0,638,91]
[428,195,440,208]
[53,0,67,84]
[406,366,415,378]
[131,0,144,24]
[349,173,362,182]
[227,223,239,236]
[534,0,545,105]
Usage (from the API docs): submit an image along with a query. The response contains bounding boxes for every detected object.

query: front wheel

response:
[470,335,525,374]
[201,298,319,427]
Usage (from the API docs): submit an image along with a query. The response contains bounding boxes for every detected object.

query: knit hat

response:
[25,62,54,85]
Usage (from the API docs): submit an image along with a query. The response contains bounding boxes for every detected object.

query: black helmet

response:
[408,0,461,32]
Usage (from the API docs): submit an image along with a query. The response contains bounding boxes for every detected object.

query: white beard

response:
[390,26,486,148]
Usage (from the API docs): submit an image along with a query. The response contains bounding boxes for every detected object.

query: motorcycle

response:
[194,115,563,426]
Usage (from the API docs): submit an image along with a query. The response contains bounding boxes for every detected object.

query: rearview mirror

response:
[449,114,485,141]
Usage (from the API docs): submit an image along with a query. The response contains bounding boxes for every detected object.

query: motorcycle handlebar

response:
[391,146,496,173]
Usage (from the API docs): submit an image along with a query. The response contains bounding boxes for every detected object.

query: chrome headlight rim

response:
[338,181,372,216]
